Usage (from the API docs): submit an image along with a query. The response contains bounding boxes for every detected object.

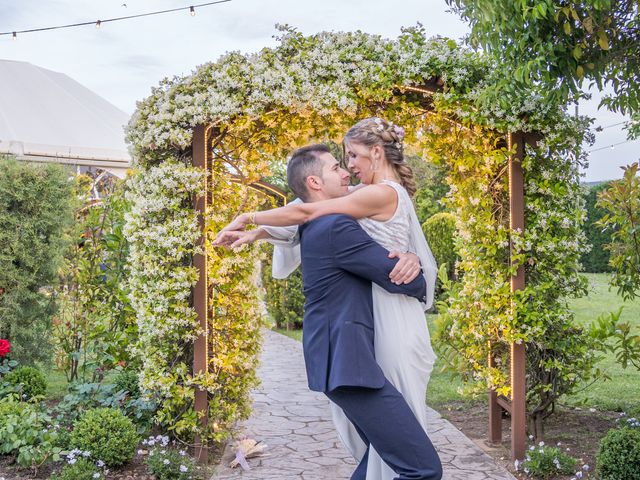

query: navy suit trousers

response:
[326,380,442,480]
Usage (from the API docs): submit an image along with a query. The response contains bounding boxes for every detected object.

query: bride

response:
[215,117,438,480]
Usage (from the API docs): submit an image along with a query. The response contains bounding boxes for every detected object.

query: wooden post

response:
[508,132,526,461]
[192,124,209,463]
[488,350,503,444]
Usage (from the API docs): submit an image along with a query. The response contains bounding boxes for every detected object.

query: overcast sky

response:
[1,0,637,181]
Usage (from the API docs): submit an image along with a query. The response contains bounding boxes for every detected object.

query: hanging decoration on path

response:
[1,0,232,39]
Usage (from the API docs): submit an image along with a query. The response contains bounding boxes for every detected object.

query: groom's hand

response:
[213,229,270,248]
[388,251,421,284]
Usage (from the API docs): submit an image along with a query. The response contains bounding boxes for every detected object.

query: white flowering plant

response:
[515,441,587,478]
[125,24,599,441]
[144,437,194,480]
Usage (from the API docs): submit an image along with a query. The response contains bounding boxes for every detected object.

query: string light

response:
[0,1,231,38]
[588,138,639,154]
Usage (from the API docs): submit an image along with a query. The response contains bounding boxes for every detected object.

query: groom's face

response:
[316,153,350,199]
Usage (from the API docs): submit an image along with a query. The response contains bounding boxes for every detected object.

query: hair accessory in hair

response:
[393,125,406,141]
[395,142,402,150]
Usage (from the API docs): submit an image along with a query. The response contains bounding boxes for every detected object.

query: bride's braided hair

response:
[344,117,416,196]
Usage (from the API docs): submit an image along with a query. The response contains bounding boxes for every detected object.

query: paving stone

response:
[210,329,516,480]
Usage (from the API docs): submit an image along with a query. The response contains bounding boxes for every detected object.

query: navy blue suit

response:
[298,214,442,480]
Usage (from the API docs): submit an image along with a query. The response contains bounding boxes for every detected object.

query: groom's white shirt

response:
[261,198,303,279]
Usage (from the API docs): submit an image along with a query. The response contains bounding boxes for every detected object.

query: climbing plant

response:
[124,25,594,440]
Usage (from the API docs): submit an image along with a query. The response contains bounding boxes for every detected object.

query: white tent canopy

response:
[0,59,131,178]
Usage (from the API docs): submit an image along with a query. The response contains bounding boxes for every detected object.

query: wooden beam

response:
[192,124,210,464]
[508,131,527,461]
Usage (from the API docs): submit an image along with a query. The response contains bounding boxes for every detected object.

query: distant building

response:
[0,59,130,179]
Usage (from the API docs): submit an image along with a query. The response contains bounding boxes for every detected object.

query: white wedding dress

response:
[266,180,438,480]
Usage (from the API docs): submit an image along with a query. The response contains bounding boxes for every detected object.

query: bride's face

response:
[345,141,381,185]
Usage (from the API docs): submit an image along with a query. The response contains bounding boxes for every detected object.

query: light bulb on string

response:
[95,20,101,29]
[190,6,195,16]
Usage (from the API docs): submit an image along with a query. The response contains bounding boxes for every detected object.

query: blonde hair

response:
[343,117,416,196]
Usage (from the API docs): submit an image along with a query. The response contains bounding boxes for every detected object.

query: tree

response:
[580,182,613,272]
[597,162,640,300]
[0,157,75,364]
[447,0,640,138]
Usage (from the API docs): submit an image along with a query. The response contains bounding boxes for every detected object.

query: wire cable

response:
[1,1,231,37]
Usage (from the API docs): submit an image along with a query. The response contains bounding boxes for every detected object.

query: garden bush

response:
[69,407,138,466]
[0,394,62,469]
[113,369,141,398]
[422,212,458,281]
[596,426,640,480]
[4,365,47,399]
[51,458,105,480]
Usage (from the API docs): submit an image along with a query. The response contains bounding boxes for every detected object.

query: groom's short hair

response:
[287,144,331,202]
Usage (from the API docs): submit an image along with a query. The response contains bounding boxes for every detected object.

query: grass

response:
[567,273,640,413]
[274,328,303,342]
[270,273,640,412]
[45,368,69,401]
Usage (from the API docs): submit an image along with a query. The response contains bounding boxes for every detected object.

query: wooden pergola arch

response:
[189,80,542,463]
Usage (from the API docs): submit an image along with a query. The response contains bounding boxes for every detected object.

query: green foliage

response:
[0,156,75,364]
[519,443,577,478]
[55,178,136,383]
[51,458,105,480]
[408,156,450,224]
[3,365,47,400]
[0,357,18,377]
[596,427,640,480]
[0,394,62,469]
[69,407,138,466]
[580,182,613,272]
[591,307,640,370]
[113,369,141,398]
[260,243,305,330]
[597,162,640,300]
[431,112,596,435]
[54,381,156,433]
[447,0,640,134]
[422,212,458,281]
[146,446,194,480]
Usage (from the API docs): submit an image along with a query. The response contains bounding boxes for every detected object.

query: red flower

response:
[0,339,10,357]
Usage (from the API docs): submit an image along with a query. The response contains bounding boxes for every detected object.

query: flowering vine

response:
[125,24,595,439]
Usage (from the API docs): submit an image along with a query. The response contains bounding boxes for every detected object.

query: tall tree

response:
[0,157,75,364]
[448,0,640,137]
[581,182,613,273]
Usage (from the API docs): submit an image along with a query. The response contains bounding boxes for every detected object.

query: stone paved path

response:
[212,330,516,480]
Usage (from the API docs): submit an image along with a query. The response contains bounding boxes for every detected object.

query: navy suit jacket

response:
[298,214,427,393]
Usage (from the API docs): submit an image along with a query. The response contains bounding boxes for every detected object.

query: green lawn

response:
[567,273,640,413]
[272,273,640,413]
[45,368,69,401]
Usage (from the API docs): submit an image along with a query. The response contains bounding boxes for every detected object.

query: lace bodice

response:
[357,180,412,252]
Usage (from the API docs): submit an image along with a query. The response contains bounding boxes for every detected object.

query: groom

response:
[217,145,442,480]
